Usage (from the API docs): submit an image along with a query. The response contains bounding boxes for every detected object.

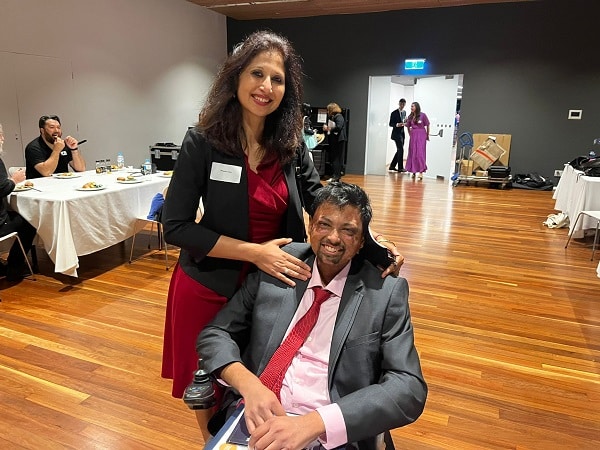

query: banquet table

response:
[9,170,171,277]
[553,164,600,238]
[553,164,600,277]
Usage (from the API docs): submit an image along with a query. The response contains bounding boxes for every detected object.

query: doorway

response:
[365,74,463,179]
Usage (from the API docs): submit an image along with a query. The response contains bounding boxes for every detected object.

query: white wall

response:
[0,0,226,169]
[365,76,391,175]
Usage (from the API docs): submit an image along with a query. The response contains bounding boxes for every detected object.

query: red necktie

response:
[259,287,332,400]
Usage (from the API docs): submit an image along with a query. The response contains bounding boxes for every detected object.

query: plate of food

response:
[160,171,173,178]
[76,182,106,191]
[14,181,35,192]
[116,176,143,184]
[54,172,82,179]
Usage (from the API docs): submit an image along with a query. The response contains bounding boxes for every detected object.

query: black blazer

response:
[329,113,347,143]
[389,109,406,141]
[162,128,323,298]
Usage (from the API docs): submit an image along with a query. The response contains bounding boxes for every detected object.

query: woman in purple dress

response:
[405,102,430,180]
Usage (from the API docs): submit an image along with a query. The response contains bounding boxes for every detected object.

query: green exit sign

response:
[405,59,426,70]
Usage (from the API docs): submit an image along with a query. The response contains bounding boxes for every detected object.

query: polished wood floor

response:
[1,174,598,449]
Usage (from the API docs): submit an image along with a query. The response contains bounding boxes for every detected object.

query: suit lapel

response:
[328,261,365,390]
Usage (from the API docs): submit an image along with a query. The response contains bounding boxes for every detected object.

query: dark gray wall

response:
[227,0,598,180]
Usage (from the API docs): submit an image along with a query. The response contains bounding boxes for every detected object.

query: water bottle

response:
[143,158,152,175]
[117,152,125,170]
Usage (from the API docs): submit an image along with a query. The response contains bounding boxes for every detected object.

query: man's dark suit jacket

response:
[199,243,427,450]
[389,109,406,141]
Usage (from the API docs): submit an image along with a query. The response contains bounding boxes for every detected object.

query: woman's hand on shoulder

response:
[375,238,404,278]
[250,238,312,286]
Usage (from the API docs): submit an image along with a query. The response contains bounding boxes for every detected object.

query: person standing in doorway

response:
[388,98,407,172]
[322,102,346,182]
[405,101,430,180]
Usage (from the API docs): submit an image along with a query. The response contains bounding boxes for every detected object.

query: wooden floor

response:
[1,174,599,449]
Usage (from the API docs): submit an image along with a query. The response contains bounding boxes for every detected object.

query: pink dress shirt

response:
[279,260,351,449]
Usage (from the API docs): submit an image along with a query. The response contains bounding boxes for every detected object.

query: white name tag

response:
[209,162,242,184]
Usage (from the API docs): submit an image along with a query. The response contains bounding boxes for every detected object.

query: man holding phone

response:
[25,115,86,178]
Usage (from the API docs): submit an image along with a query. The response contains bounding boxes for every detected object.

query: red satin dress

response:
[161,157,289,398]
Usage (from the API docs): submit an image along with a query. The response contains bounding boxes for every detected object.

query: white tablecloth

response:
[9,170,171,276]
[553,164,600,237]
[553,164,600,277]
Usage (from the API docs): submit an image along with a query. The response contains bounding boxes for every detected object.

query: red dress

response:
[161,157,289,397]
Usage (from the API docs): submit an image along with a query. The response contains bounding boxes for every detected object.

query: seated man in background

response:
[25,115,86,178]
[199,182,427,450]
[0,122,37,281]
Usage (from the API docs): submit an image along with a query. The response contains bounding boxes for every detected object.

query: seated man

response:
[199,182,427,450]
[0,122,37,281]
[25,115,86,178]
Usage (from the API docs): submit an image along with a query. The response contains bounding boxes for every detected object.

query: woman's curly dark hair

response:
[198,30,304,164]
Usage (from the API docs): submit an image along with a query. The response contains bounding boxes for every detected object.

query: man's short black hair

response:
[399,98,406,103]
[310,182,373,232]
[39,115,61,128]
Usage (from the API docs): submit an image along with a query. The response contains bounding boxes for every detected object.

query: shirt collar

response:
[307,259,351,299]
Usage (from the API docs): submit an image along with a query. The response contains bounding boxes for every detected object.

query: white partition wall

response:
[365,76,391,175]
[0,0,226,169]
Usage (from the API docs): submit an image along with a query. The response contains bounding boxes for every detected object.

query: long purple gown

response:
[405,112,430,174]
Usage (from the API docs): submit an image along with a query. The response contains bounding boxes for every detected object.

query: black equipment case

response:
[150,143,180,171]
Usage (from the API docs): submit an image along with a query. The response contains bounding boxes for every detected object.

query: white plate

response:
[159,173,173,178]
[53,172,82,179]
[14,185,33,192]
[76,184,106,191]
[117,179,143,184]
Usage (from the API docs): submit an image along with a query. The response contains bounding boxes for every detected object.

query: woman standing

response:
[161,31,402,442]
[405,101,430,180]
[322,102,346,182]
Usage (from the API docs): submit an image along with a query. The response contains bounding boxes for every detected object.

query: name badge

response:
[61,150,68,156]
[210,162,242,184]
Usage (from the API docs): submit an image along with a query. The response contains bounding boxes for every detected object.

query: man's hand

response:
[64,135,78,149]
[10,168,26,184]
[249,412,325,450]
[53,137,66,153]
[242,381,286,433]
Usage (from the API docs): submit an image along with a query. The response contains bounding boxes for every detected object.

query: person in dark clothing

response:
[25,115,86,179]
[388,98,407,172]
[0,123,37,281]
[322,103,347,182]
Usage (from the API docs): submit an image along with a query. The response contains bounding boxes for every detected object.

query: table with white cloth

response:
[553,164,600,277]
[553,164,600,238]
[9,170,171,277]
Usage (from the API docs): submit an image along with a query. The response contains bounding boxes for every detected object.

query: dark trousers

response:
[389,136,405,170]
[0,211,36,271]
[329,141,345,180]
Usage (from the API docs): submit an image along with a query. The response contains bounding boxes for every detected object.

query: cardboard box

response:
[469,139,506,171]
[460,160,474,176]
[475,170,487,177]
[472,134,512,168]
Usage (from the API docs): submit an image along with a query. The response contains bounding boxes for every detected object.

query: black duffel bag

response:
[581,157,600,176]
